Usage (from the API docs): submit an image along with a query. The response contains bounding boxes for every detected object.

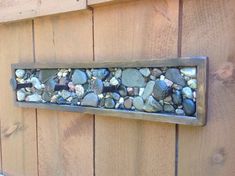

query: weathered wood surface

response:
[93,0,178,175]
[0,0,86,23]
[0,21,38,175]
[178,0,235,176]
[34,11,94,176]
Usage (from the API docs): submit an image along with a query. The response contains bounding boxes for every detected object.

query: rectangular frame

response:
[11,56,208,126]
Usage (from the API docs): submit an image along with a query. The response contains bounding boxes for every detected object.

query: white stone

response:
[187,79,197,89]
[30,77,42,90]
[119,97,124,104]
[15,69,25,78]
[180,67,196,78]
[139,88,145,96]
[25,93,42,102]
[75,85,84,98]
[110,77,119,86]
[160,75,165,80]
[67,97,73,102]
[57,71,63,77]
[50,95,58,103]
[17,89,26,101]
[98,94,104,99]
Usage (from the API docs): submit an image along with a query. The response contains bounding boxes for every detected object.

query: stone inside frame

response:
[14,66,197,117]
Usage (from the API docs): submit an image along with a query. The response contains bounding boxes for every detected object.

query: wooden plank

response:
[0,21,38,175]
[93,0,179,175]
[0,0,86,23]
[34,11,94,176]
[88,0,133,6]
[178,0,235,175]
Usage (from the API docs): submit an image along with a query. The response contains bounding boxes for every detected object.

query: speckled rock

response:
[75,85,85,98]
[183,99,196,116]
[133,96,144,111]
[81,92,99,107]
[72,69,87,85]
[124,97,133,109]
[165,68,186,86]
[152,80,170,100]
[122,69,146,87]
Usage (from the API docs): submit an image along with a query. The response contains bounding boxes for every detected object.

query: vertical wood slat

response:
[34,11,94,176]
[178,0,235,176]
[0,21,38,175]
[0,0,87,23]
[93,0,179,175]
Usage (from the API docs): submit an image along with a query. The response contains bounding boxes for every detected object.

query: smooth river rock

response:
[180,67,196,78]
[139,68,151,77]
[172,90,182,105]
[165,68,186,86]
[142,81,155,100]
[92,68,110,80]
[39,69,57,83]
[187,79,197,89]
[183,99,196,116]
[72,69,87,85]
[133,96,144,111]
[143,96,163,112]
[91,79,103,94]
[152,80,170,100]
[25,93,42,102]
[104,98,115,109]
[182,87,193,99]
[15,69,25,78]
[122,69,146,87]
[81,92,98,107]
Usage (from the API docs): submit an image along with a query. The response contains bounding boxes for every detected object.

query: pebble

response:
[15,69,25,78]
[91,79,103,94]
[172,90,182,105]
[164,79,173,87]
[75,85,85,98]
[68,82,75,91]
[17,89,26,101]
[122,69,146,87]
[180,67,196,78]
[151,68,162,77]
[110,77,119,86]
[182,87,193,99]
[152,80,170,100]
[42,91,52,102]
[112,92,120,101]
[115,69,122,78]
[56,97,66,104]
[187,79,197,89]
[45,79,56,91]
[183,99,196,116]
[59,77,68,85]
[104,98,115,109]
[81,92,99,107]
[30,77,43,90]
[164,104,175,113]
[139,88,145,96]
[25,93,42,102]
[193,91,196,99]
[86,69,92,79]
[127,87,134,96]
[72,69,87,85]
[160,75,165,80]
[133,96,144,111]
[165,68,186,86]
[39,69,57,83]
[124,98,133,109]
[142,81,155,100]
[139,68,151,77]
[175,108,185,115]
[119,97,124,104]
[50,95,59,103]
[118,85,127,97]
[61,90,71,99]
[143,96,163,112]
[92,68,110,80]
[133,87,139,96]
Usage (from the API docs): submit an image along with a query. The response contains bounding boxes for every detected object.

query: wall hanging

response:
[10,57,208,126]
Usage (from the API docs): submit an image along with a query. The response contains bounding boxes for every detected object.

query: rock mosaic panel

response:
[13,66,197,116]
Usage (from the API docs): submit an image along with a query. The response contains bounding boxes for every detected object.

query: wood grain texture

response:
[178,0,235,175]
[88,0,133,6]
[93,0,179,175]
[0,0,87,23]
[34,11,94,176]
[0,21,38,175]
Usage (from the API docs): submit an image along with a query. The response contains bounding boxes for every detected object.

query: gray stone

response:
[187,79,197,89]
[72,69,87,85]
[81,92,99,107]
[133,96,144,111]
[175,108,185,115]
[172,90,182,105]
[143,96,163,112]
[183,99,196,116]
[165,68,186,86]
[25,93,42,102]
[151,68,162,77]
[164,104,175,113]
[45,79,56,91]
[86,69,92,79]
[17,89,26,101]
[115,69,122,78]
[15,69,25,78]
[42,91,52,102]
[39,69,57,83]
[61,90,71,99]
[180,67,196,78]
[142,81,155,100]
[152,80,170,100]
[104,98,115,109]
[118,85,127,97]
[112,92,120,101]
[91,79,103,94]
[122,69,146,87]
[139,68,151,77]
[124,98,133,109]
[110,77,119,86]
[92,68,110,80]
[182,87,193,99]
[56,97,66,104]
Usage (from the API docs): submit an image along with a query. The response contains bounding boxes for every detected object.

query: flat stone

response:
[151,68,162,77]
[175,108,185,115]
[183,99,196,116]
[133,96,144,111]
[165,68,186,86]
[187,79,197,89]
[91,79,103,94]
[152,80,170,100]
[182,87,193,99]
[143,96,163,112]
[25,93,42,102]
[17,89,26,101]
[115,69,122,78]
[142,81,155,100]
[139,68,151,77]
[72,69,87,85]
[180,67,196,78]
[39,69,57,83]
[122,69,146,87]
[124,97,133,109]
[15,69,25,78]
[104,98,115,109]
[92,68,110,80]
[164,104,175,113]
[172,90,182,105]
[81,92,99,107]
